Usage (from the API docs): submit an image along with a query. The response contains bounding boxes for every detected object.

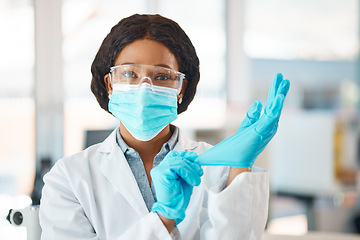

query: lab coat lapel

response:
[99,131,148,216]
[174,128,199,151]
[97,127,201,217]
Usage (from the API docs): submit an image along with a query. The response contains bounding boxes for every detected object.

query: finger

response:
[174,160,203,186]
[255,94,285,135]
[266,73,283,107]
[165,150,198,162]
[150,155,183,178]
[183,160,203,177]
[155,152,202,180]
[238,101,263,131]
[161,156,203,180]
[277,79,290,98]
[165,150,180,158]
[269,94,285,119]
[182,160,203,179]
[265,78,290,115]
[179,151,199,162]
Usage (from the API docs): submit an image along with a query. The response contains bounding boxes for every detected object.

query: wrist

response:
[226,167,251,187]
[157,213,175,233]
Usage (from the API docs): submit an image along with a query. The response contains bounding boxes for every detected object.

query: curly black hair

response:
[91,14,200,114]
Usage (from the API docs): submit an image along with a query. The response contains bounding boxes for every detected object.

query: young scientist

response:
[39,14,290,240]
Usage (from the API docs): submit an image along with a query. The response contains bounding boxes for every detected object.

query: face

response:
[104,38,187,100]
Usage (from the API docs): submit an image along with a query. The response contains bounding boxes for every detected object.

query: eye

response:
[154,74,172,81]
[121,71,137,78]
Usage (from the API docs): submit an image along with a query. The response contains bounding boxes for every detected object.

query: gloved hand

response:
[151,150,203,226]
[196,73,290,168]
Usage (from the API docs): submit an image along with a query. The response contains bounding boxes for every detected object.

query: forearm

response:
[226,167,251,187]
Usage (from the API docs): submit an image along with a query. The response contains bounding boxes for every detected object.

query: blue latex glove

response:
[151,150,203,226]
[196,73,290,168]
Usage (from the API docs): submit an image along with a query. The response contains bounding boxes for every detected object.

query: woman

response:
[39,14,290,239]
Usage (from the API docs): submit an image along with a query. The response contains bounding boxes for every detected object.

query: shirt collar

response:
[116,125,179,155]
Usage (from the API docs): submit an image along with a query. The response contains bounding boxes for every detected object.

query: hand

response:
[151,151,203,226]
[196,73,290,168]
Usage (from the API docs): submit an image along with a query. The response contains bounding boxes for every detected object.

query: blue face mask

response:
[108,84,178,141]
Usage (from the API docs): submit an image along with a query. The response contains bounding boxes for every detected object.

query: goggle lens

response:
[110,64,185,94]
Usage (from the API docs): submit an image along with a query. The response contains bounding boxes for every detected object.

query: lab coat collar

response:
[98,128,149,215]
[97,128,119,153]
[97,126,200,153]
[174,128,199,151]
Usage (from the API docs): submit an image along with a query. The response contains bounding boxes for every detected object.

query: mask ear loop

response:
[108,73,112,99]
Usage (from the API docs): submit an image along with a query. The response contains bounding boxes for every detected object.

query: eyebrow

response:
[118,62,174,70]
[154,64,173,69]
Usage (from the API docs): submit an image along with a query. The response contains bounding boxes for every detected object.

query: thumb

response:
[238,101,262,132]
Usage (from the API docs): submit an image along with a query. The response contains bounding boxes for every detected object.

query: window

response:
[0,1,34,238]
[245,0,358,60]
[245,0,359,110]
[0,0,35,196]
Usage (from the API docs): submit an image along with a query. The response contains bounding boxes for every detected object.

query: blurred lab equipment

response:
[31,158,52,205]
[6,205,41,240]
[271,111,360,195]
[83,129,114,149]
[262,231,360,240]
[270,110,360,232]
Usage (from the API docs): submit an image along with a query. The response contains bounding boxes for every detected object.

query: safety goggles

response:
[109,64,185,94]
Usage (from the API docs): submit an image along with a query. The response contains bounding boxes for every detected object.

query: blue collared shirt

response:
[116,125,179,212]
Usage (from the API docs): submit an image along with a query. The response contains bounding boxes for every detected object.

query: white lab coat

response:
[39,127,269,240]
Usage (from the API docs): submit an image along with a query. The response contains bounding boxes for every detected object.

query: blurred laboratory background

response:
[1,0,360,239]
